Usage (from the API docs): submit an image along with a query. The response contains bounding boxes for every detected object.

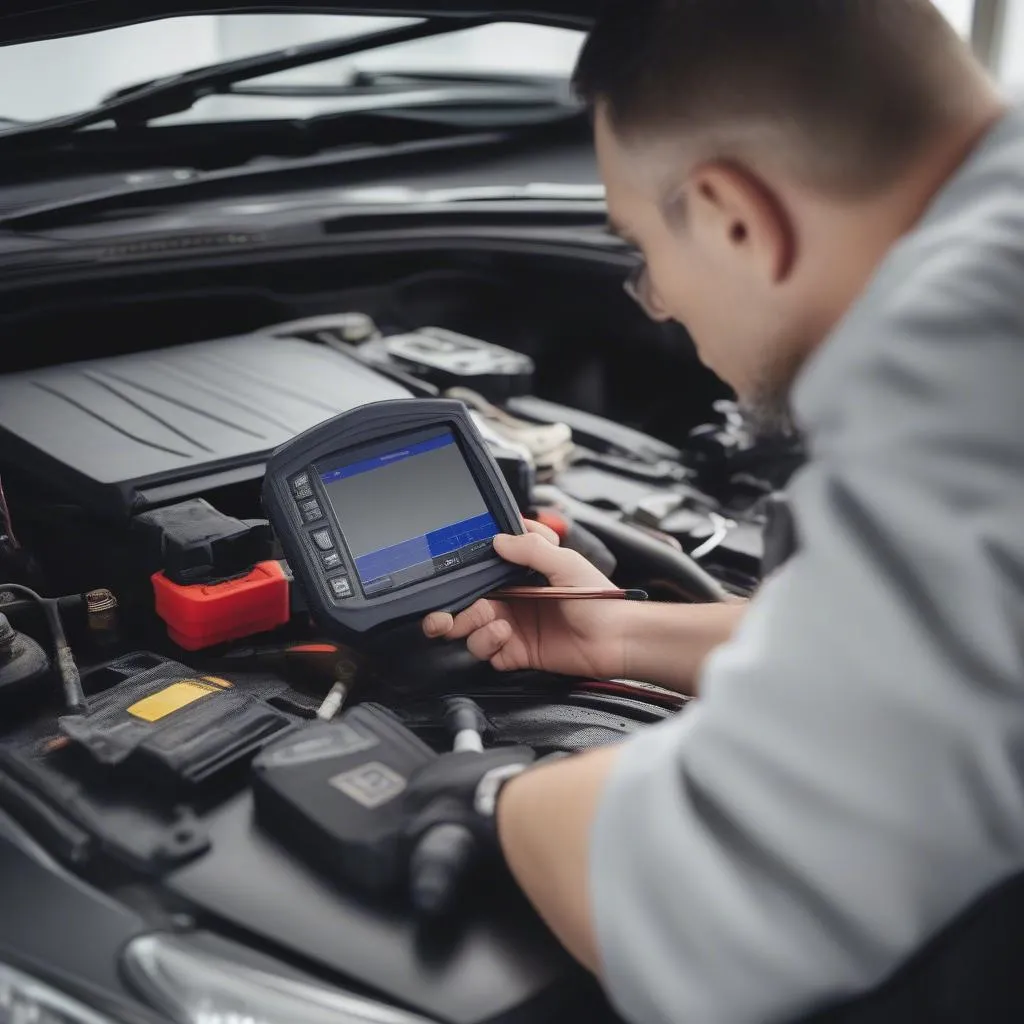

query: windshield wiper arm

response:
[0,17,486,151]
[231,68,569,99]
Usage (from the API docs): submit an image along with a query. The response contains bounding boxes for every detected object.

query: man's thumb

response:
[492,532,607,587]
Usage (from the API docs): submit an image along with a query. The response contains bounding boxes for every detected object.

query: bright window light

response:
[931,0,975,37]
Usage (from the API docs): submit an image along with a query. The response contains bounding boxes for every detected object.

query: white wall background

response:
[0,2,1017,124]
[999,0,1024,89]
[0,17,220,122]
[0,17,585,122]
[933,0,976,36]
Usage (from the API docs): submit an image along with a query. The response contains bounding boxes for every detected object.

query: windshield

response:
[0,15,585,125]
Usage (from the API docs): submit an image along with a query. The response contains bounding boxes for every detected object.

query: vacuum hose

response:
[533,485,730,603]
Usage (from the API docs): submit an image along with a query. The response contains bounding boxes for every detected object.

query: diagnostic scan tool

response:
[263,399,527,640]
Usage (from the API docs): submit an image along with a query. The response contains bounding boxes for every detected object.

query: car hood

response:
[0,0,595,46]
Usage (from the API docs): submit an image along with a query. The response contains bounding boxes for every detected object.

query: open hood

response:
[0,0,596,46]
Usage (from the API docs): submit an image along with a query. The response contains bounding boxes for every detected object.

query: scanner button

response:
[433,552,462,573]
[312,529,335,552]
[321,551,343,572]
[328,576,353,600]
[300,498,323,523]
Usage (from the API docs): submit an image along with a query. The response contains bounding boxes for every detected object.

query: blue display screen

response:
[319,430,499,593]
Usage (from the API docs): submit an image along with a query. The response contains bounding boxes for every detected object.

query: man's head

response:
[575,0,1002,428]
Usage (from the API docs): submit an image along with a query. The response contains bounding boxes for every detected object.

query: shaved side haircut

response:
[574,0,986,194]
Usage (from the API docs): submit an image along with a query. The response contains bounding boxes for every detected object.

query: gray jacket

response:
[591,104,1024,1024]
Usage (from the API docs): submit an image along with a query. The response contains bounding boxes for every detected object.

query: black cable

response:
[0,583,87,713]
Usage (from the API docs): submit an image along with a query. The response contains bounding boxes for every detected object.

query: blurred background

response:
[0,0,1020,124]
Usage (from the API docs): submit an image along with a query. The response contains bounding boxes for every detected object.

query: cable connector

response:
[0,582,87,713]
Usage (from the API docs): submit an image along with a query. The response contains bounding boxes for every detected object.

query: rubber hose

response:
[533,486,730,603]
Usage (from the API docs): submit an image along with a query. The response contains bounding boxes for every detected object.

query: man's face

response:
[595,106,808,428]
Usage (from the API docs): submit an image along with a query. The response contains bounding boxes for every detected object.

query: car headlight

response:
[122,933,437,1024]
[0,961,120,1024]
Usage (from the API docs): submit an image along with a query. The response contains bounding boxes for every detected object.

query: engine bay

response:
[0,257,802,1024]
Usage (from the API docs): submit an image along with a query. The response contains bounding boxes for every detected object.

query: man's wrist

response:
[619,600,747,694]
[493,752,572,823]
[618,600,686,684]
[617,600,652,682]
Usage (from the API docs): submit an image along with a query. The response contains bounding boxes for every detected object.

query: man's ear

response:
[686,162,796,284]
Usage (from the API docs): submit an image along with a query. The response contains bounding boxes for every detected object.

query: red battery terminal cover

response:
[152,561,291,651]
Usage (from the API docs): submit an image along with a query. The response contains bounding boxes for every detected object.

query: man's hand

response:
[423,520,748,693]
[422,521,630,681]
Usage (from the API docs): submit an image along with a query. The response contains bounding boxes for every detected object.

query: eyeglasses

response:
[622,254,663,320]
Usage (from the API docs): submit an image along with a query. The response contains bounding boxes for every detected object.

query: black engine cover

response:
[0,331,408,520]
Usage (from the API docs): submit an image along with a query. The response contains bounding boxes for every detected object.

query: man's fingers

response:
[443,599,503,641]
[423,611,455,638]
[424,523,575,639]
[466,618,515,662]
[424,601,518,667]
[492,532,611,588]
[523,518,561,546]
[424,600,505,640]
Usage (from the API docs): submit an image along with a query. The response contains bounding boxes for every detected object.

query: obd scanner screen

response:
[262,400,527,641]
[318,429,499,596]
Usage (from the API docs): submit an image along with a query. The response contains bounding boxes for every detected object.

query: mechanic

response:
[410,2,1024,1022]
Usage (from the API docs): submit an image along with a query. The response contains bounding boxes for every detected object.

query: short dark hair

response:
[573,0,979,194]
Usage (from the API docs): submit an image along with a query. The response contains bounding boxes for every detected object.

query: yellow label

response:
[203,676,233,689]
[127,680,218,722]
